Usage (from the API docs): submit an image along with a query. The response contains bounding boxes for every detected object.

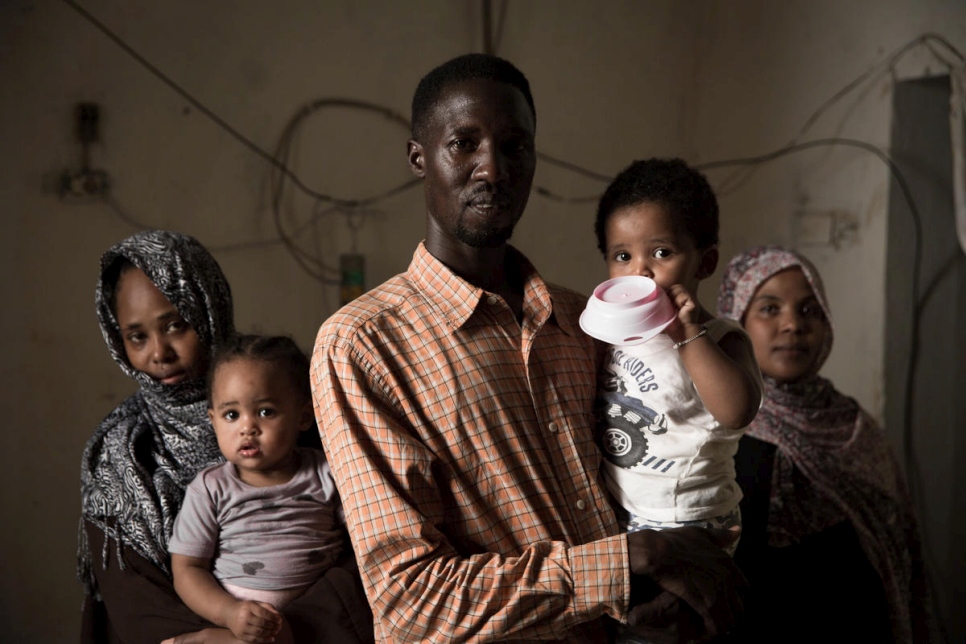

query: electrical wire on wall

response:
[59,0,966,233]
[59,0,615,279]
[712,32,966,198]
[267,98,416,284]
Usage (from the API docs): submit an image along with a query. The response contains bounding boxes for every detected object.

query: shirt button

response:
[575,499,586,510]
[487,295,500,306]
[548,421,558,433]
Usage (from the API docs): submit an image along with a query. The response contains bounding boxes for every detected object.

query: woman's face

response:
[114,267,208,385]
[743,267,829,383]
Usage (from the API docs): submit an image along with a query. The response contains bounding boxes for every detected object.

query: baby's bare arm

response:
[665,285,761,429]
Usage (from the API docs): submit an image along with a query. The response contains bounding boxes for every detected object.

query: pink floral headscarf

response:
[716,245,833,369]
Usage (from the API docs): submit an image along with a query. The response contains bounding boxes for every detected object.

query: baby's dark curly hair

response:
[594,158,719,255]
[207,334,311,409]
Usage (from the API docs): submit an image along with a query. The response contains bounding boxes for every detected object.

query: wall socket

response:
[57,101,110,199]
[59,168,110,198]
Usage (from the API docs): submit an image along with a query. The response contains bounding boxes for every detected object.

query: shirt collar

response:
[408,242,482,331]
[408,242,578,336]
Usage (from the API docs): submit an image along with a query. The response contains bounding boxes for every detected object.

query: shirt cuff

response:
[569,533,629,621]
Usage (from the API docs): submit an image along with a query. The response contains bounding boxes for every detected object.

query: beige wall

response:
[692,0,966,424]
[1,0,963,640]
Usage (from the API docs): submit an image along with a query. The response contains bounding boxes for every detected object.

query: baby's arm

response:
[666,284,761,429]
[171,553,283,644]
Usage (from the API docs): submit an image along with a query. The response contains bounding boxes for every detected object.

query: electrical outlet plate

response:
[59,168,110,198]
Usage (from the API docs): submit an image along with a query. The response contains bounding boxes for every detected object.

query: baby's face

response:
[114,266,208,385]
[208,357,309,487]
[603,201,710,294]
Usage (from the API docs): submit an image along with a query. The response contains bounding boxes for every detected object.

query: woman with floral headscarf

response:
[79,230,373,644]
[717,245,931,643]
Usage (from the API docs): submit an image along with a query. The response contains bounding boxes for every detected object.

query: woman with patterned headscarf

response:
[78,230,235,643]
[717,245,932,643]
[78,230,374,644]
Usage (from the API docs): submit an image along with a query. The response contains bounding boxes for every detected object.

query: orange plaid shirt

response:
[311,243,629,642]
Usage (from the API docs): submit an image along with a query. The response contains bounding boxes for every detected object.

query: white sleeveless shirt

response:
[597,317,761,522]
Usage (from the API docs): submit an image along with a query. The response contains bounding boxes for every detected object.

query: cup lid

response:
[579,276,676,345]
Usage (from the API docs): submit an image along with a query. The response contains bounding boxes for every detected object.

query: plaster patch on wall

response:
[792,209,859,248]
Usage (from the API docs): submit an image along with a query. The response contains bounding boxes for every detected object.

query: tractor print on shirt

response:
[596,369,672,470]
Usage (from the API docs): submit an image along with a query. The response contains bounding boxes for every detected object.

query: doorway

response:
[886,74,966,643]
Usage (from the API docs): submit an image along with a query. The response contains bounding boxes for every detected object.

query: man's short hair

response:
[411,53,536,140]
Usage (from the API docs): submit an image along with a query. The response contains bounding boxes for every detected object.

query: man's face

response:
[409,78,536,250]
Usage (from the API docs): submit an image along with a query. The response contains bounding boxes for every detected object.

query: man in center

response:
[311,53,745,643]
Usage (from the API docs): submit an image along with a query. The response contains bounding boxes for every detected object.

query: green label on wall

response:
[340,253,365,305]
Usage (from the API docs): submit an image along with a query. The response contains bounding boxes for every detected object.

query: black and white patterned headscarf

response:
[78,230,234,599]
